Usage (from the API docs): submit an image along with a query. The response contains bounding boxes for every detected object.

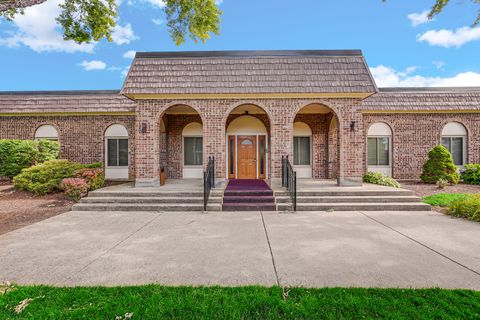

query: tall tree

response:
[0,0,222,45]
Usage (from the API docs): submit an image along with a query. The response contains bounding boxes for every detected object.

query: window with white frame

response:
[441,122,467,166]
[182,122,203,166]
[293,122,312,166]
[105,124,129,168]
[35,125,59,141]
[367,123,392,167]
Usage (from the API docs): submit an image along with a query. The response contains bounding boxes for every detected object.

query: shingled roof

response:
[362,87,480,112]
[121,50,377,96]
[0,90,135,114]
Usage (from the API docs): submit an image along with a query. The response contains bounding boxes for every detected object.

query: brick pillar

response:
[135,101,164,188]
[337,103,364,186]
[201,103,226,180]
[270,108,293,179]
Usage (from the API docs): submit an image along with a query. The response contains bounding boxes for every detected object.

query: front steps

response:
[222,190,276,211]
[72,189,223,212]
[275,189,431,211]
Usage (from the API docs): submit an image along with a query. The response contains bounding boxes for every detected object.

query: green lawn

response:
[423,193,469,207]
[1,285,479,319]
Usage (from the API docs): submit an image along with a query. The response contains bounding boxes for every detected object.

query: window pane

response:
[441,137,451,152]
[367,138,377,166]
[107,139,118,167]
[451,137,463,165]
[184,137,203,166]
[118,139,129,166]
[294,137,310,166]
[229,137,234,174]
[194,137,203,166]
[259,137,265,175]
[377,137,389,166]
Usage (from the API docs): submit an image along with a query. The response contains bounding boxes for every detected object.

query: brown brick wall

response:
[363,113,480,180]
[135,98,364,185]
[0,115,136,179]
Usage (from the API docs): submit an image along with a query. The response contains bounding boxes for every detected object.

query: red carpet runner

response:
[222,179,276,211]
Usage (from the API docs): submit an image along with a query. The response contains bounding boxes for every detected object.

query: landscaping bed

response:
[401,181,480,198]
[0,285,479,319]
[0,182,73,235]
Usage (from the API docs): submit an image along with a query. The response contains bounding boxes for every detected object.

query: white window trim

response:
[293,135,312,167]
[441,135,467,167]
[105,137,129,169]
[183,135,203,168]
[367,136,392,167]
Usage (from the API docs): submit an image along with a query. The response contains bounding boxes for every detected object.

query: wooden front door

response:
[237,135,257,179]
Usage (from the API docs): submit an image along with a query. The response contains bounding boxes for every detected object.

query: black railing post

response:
[203,170,207,211]
[212,156,215,188]
[203,156,215,212]
[281,155,297,211]
[281,156,285,187]
[293,171,297,211]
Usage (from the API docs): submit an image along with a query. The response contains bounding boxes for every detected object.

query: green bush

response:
[363,171,401,188]
[37,139,60,163]
[60,178,89,202]
[447,194,480,222]
[0,139,60,178]
[75,168,105,191]
[461,164,480,185]
[12,159,83,195]
[420,145,460,184]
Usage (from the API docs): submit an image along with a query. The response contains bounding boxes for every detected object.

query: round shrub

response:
[420,145,459,184]
[461,164,480,185]
[75,168,105,191]
[363,171,401,188]
[61,178,89,202]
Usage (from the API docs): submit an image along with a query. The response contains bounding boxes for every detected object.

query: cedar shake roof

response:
[121,50,377,96]
[0,90,135,114]
[362,87,480,111]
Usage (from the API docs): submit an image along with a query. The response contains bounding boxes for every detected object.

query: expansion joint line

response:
[260,211,281,287]
[359,211,480,278]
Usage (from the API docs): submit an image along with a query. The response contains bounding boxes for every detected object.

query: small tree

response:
[421,145,459,184]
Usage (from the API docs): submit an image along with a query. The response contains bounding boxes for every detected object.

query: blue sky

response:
[1,0,480,90]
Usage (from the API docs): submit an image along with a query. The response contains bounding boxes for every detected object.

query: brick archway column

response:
[336,101,364,186]
[269,100,294,179]
[134,100,166,188]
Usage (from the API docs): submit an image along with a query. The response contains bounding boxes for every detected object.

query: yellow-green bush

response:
[447,194,480,222]
[363,171,401,188]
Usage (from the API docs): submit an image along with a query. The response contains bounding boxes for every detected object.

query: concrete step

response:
[223,195,275,203]
[222,203,277,212]
[274,190,414,197]
[277,202,431,211]
[80,197,223,204]
[275,196,422,203]
[72,203,222,212]
[88,191,224,198]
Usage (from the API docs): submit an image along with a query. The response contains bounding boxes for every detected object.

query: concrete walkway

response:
[0,210,479,289]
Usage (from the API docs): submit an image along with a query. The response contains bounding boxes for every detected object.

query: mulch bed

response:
[0,181,73,236]
[400,181,480,198]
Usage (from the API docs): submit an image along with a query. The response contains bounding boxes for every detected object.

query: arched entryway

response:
[225,104,270,180]
[159,104,203,180]
[293,103,340,181]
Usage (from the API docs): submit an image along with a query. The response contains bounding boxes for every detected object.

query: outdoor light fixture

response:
[141,123,147,133]
[350,121,356,131]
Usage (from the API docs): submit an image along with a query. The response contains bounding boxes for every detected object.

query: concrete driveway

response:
[0,210,479,289]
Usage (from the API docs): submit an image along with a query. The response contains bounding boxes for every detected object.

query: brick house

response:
[1,50,479,188]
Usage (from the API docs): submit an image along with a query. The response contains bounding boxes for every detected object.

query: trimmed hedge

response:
[420,145,459,184]
[12,159,104,196]
[0,139,60,178]
[363,171,401,188]
[461,164,480,185]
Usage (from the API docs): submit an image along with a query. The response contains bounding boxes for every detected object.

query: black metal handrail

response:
[282,155,297,211]
[203,156,215,211]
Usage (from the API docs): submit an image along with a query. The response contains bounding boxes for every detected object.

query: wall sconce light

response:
[350,121,356,132]
[141,123,147,133]
[245,110,249,115]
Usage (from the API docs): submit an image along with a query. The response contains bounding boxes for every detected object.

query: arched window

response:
[35,125,58,141]
[105,124,129,180]
[367,122,392,176]
[182,122,203,178]
[441,122,467,166]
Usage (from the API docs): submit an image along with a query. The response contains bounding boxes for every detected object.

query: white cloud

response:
[407,10,431,27]
[0,0,95,53]
[145,0,165,7]
[123,50,136,59]
[79,60,107,71]
[370,65,480,87]
[111,23,138,45]
[151,18,163,25]
[433,61,446,70]
[418,26,480,48]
